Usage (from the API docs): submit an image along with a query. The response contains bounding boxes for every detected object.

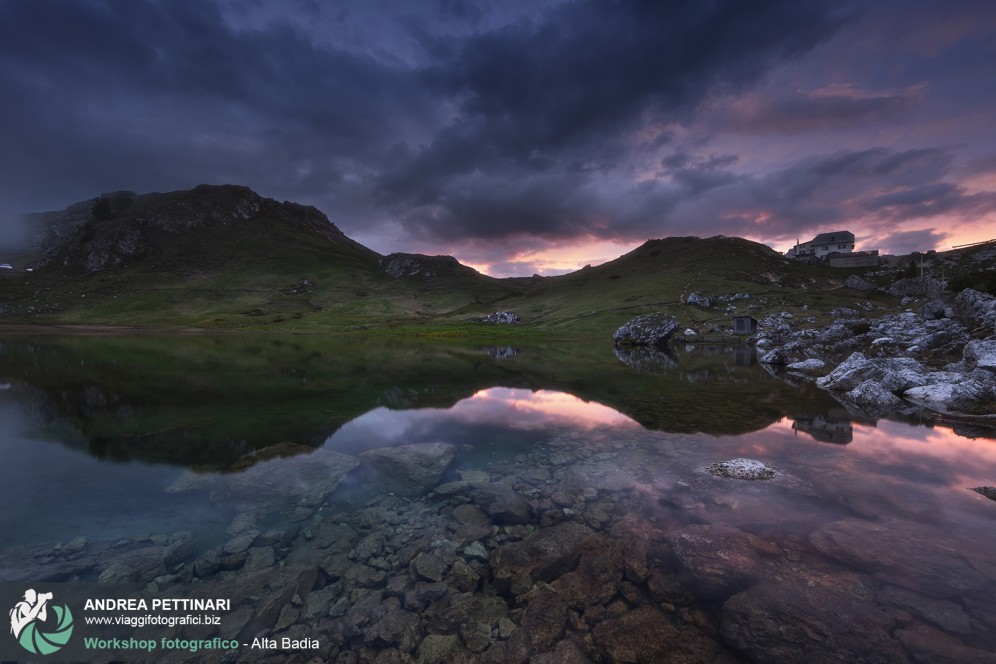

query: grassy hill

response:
[0,185,896,337]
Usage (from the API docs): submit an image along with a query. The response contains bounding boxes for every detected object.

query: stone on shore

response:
[612,313,680,348]
[786,358,826,374]
[955,288,996,333]
[482,311,521,325]
[964,339,996,372]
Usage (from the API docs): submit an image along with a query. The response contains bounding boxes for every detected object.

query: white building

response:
[787,231,855,259]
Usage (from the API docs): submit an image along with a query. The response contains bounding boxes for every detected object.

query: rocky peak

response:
[380,253,472,280]
[35,184,347,273]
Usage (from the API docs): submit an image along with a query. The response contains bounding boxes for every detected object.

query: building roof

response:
[807,231,854,246]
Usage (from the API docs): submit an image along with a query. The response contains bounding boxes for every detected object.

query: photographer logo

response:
[9,588,74,655]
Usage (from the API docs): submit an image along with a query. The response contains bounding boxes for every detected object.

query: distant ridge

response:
[0,184,875,332]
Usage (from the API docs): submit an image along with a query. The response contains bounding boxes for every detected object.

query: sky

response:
[1,0,995,276]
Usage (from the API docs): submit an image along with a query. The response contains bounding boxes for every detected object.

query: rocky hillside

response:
[35,184,373,274]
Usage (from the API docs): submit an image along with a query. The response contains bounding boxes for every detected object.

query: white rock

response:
[844,380,902,410]
[706,458,776,480]
[964,339,996,372]
[903,384,958,412]
[786,359,826,375]
[684,328,697,336]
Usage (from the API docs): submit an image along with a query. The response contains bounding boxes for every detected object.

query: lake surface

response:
[1,335,994,663]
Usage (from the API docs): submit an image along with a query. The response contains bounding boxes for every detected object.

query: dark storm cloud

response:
[1,0,994,269]
[376,0,846,240]
[0,0,437,212]
[598,147,996,248]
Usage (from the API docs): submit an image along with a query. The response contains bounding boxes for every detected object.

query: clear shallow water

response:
[1,336,994,662]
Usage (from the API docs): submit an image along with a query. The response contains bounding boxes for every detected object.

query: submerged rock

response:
[809,519,986,598]
[492,522,594,596]
[359,442,457,496]
[721,580,905,664]
[666,524,763,600]
[706,458,776,480]
[612,313,679,349]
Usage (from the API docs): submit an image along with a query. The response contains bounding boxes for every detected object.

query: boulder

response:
[359,442,457,496]
[887,276,945,298]
[876,585,972,635]
[809,519,985,598]
[721,581,905,664]
[964,339,996,372]
[840,380,903,415]
[903,375,996,413]
[816,352,927,394]
[591,606,680,663]
[612,313,680,348]
[492,522,595,596]
[686,292,716,308]
[786,358,826,374]
[666,524,764,599]
[894,623,996,664]
[483,490,533,525]
[549,535,624,610]
[919,299,947,320]
[955,288,996,333]
[846,274,877,291]
[170,447,360,514]
[759,348,786,365]
[483,311,521,325]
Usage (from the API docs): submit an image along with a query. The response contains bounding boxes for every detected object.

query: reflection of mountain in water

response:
[0,335,847,469]
[791,410,854,444]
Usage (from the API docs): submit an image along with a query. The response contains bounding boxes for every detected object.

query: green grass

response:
[0,226,899,338]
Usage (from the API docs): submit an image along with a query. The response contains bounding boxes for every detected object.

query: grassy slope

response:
[0,192,896,338]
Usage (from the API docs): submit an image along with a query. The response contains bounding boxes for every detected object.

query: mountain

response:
[0,184,889,334]
[0,184,510,328]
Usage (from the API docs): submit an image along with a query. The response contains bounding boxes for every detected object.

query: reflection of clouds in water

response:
[465,388,640,429]
[327,388,639,451]
[739,418,996,527]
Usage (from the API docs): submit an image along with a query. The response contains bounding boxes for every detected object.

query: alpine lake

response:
[1,333,995,663]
